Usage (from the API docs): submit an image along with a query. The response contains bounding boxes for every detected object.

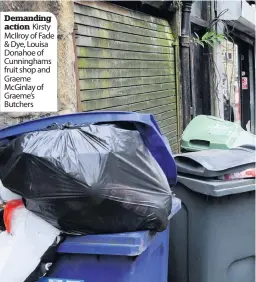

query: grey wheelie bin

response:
[168,174,255,282]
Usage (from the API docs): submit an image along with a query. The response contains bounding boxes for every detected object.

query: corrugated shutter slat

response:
[74,2,179,152]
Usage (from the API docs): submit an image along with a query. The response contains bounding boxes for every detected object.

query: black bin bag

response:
[0,123,173,235]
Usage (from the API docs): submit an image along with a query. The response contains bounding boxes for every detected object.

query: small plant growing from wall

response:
[192,9,231,48]
[192,31,226,47]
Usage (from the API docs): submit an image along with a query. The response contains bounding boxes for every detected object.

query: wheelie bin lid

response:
[0,111,177,185]
[178,175,255,197]
[181,115,256,151]
[174,147,255,178]
[57,197,181,256]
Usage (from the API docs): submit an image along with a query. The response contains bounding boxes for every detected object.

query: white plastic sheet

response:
[0,194,60,282]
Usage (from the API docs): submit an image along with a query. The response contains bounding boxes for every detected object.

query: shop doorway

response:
[222,37,255,133]
[239,42,252,131]
[222,39,239,124]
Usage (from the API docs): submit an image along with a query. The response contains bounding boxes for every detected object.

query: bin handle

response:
[189,139,210,148]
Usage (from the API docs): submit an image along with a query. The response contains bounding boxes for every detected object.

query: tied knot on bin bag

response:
[0,122,174,235]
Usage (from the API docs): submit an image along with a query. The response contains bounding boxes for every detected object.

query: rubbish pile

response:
[0,181,61,282]
[0,121,175,281]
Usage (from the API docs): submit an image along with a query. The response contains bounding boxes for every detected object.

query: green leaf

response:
[207,31,216,38]
[216,34,224,39]
[202,32,209,40]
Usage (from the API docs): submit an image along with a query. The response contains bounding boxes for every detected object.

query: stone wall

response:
[0,0,77,126]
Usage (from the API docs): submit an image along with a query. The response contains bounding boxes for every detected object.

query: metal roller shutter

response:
[74,1,180,152]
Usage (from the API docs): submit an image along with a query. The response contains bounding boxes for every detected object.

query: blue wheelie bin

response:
[0,112,179,282]
[40,197,180,282]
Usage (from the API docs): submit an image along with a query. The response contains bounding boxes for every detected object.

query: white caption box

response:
[0,12,57,112]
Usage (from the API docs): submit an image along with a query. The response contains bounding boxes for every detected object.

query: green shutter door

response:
[74,1,179,152]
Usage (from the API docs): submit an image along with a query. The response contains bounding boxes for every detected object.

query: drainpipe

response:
[180,1,193,130]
